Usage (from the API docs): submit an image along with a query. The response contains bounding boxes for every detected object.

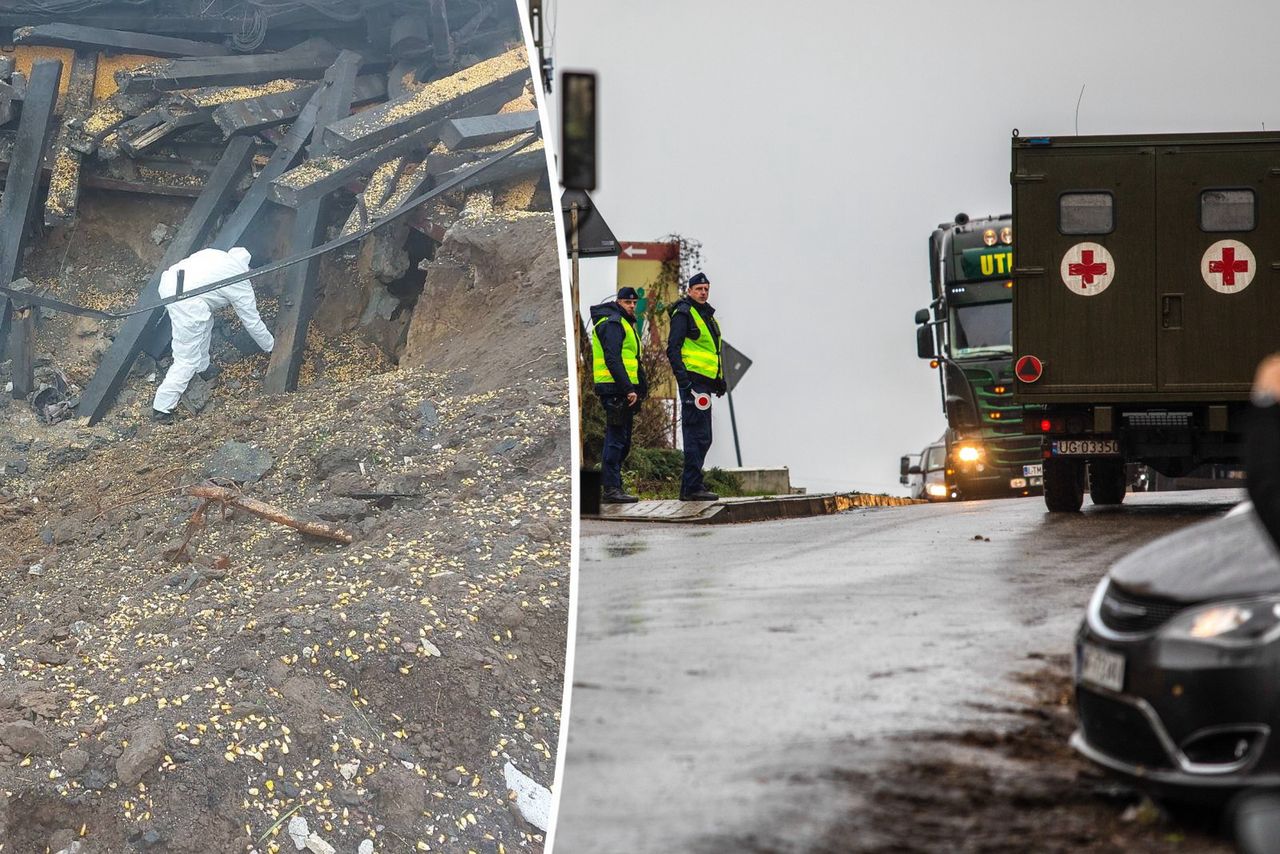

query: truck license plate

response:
[1053,439,1120,456]
[1023,464,1043,477]
[1080,643,1125,693]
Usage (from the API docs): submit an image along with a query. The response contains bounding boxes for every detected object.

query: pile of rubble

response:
[0,0,548,424]
[0,2,570,853]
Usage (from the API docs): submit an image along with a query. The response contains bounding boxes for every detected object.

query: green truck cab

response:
[913,213,1044,500]
[1011,130,1278,511]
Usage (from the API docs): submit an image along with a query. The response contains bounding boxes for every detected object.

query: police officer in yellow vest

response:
[591,286,648,503]
[667,272,725,501]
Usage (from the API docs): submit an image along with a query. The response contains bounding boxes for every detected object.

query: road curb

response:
[587,492,925,524]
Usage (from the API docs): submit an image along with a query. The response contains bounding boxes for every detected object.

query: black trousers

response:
[600,394,634,492]
[680,390,713,496]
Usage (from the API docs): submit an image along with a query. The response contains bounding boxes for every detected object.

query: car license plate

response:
[1080,643,1125,693]
[1053,439,1120,456]
[1023,464,1043,477]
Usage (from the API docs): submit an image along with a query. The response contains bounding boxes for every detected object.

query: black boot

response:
[151,408,175,425]
[680,490,719,502]
[198,364,221,382]
[602,488,639,504]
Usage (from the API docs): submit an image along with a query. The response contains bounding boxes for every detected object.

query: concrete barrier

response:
[719,467,797,495]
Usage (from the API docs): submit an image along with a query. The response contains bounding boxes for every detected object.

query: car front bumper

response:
[1073,613,1280,798]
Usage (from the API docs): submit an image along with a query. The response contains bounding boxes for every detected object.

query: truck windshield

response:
[950,301,1011,357]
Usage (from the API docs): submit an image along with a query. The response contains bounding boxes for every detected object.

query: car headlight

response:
[1160,597,1280,646]
[926,484,949,497]
[956,446,980,462]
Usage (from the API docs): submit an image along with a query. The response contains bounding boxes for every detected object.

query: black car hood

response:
[1110,504,1280,603]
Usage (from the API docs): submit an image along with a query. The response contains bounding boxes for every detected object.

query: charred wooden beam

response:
[212,82,332,248]
[0,80,16,127]
[118,107,212,156]
[14,23,232,58]
[264,50,362,395]
[209,74,385,137]
[7,278,34,399]
[0,60,62,390]
[271,85,516,208]
[66,92,159,155]
[438,139,545,190]
[174,79,312,111]
[339,156,409,236]
[77,135,255,425]
[440,111,538,150]
[45,50,100,227]
[116,38,342,95]
[0,10,336,34]
[322,47,528,158]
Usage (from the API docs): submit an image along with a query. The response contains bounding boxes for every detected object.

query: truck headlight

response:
[956,446,981,462]
[1161,598,1280,646]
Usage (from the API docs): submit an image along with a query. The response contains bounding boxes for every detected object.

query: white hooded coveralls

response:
[152,247,275,413]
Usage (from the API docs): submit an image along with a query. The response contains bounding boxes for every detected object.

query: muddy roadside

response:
[726,657,1232,854]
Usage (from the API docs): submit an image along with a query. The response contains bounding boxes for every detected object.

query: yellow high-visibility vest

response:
[591,315,640,384]
[681,306,721,380]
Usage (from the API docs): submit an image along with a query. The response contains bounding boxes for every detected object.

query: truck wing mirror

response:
[914,308,930,325]
[916,325,935,360]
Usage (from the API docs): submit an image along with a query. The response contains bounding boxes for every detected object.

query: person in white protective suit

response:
[151,247,275,422]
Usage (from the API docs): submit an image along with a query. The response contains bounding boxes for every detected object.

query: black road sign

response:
[722,340,752,392]
[561,189,618,258]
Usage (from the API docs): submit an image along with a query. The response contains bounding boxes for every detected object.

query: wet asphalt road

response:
[552,489,1244,853]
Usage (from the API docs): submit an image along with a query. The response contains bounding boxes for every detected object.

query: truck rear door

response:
[1155,144,1280,393]
[1013,146,1157,396]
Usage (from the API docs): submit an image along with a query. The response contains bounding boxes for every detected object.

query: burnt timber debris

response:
[0,59,62,399]
[263,48,360,395]
[0,0,544,423]
[440,110,538,149]
[13,23,232,58]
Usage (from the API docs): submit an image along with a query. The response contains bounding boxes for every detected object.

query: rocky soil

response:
[0,195,569,854]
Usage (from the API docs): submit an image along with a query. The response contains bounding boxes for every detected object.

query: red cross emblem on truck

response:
[1067,250,1108,285]
[1060,242,1115,296]
[1201,239,1257,294]
[1208,246,1249,286]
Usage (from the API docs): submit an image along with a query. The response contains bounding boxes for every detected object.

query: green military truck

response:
[913,213,1044,500]
[1011,130,1277,511]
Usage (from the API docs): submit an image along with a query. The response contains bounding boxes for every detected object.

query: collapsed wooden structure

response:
[0,1,547,423]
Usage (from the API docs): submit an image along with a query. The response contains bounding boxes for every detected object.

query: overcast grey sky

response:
[549,0,1280,494]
